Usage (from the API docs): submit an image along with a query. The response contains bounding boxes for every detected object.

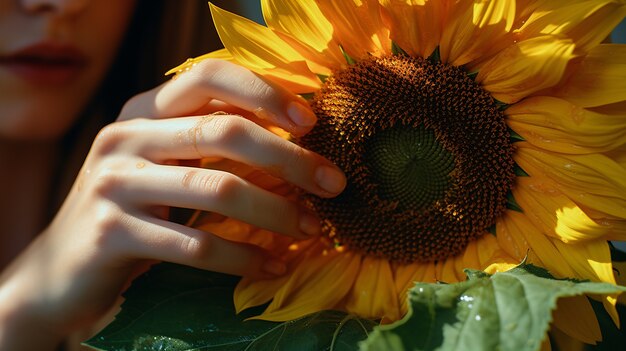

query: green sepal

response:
[514,163,530,177]
[428,46,441,63]
[509,128,525,142]
[506,191,523,212]
[300,92,316,100]
[361,263,626,351]
[317,74,329,84]
[340,45,357,65]
[85,263,376,351]
[496,100,510,111]
[467,71,479,80]
[488,225,496,236]
[391,41,408,56]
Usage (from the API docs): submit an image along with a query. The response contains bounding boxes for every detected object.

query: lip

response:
[0,42,88,85]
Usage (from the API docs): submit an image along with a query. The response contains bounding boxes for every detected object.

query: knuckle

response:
[92,203,127,244]
[119,92,149,119]
[209,115,248,146]
[201,172,241,207]
[92,122,129,154]
[91,165,126,197]
[283,144,308,171]
[183,235,214,264]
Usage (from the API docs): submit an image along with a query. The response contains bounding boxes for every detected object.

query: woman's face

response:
[0,0,137,141]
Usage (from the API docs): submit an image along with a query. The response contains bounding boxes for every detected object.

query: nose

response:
[19,0,89,16]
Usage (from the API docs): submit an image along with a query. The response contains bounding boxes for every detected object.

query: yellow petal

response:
[552,295,602,345]
[440,0,516,66]
[436,256,464,283]
[165,48,235,76]
[315,0,391,59]
[456,237,482,274]
[552,239,615,284]
[233,240,319,312]
[210,3,320,93]
[257,248,361,321]
[512,171,609,243]
[379,0,445,58]
[549,326,585,351]
[552,238,620,326]
[516,145,626,219]
[474,234,518,274]
[476,35,575,104]
[518,0,626,53]
[556,44,626,108]
[506,96,626,154]
[345,257,401,320]
[261,0,345,74]
[497,211,577,278]
[393,262,436,316]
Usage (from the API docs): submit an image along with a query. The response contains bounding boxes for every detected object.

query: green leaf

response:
[361,263,626,351]
[85,263,375,351]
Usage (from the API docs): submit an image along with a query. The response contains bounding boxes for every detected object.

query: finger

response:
[118,59,317,136]
[126,218,287,277]
[104,116,346,198]
[116,163,321,239]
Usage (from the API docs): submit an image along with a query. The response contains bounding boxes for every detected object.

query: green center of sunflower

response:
[299,54,515,263]
[365,126,455,211]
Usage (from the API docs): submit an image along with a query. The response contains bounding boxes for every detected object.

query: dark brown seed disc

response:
[299,55,515,263]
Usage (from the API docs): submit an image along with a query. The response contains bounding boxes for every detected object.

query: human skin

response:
[0,1,347,350]
[0,0,137,140]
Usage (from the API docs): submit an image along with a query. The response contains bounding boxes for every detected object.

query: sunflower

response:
[171,0,626,345]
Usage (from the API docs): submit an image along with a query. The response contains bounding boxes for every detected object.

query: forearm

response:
[0,275,64,351]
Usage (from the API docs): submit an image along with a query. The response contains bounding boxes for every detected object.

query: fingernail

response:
[262,259,287,275]
[287,101,317,127]
[299,210,321,236]
[315,166,347,194]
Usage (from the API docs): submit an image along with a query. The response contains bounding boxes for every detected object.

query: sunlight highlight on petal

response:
[506,96,626,154]
[440,0,516,66]
[556,44,626,108]
[380,0,445,58]
[261,0,345,73]
[258,247,361,321]
[477,35,575,104]
[518,0,626,53]
[210,3,320,93]
[315,0,391,59]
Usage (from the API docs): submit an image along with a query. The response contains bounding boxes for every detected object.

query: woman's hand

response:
[0,59,346,350]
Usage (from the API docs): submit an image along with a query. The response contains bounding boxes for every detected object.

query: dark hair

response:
[52,0,240,211]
